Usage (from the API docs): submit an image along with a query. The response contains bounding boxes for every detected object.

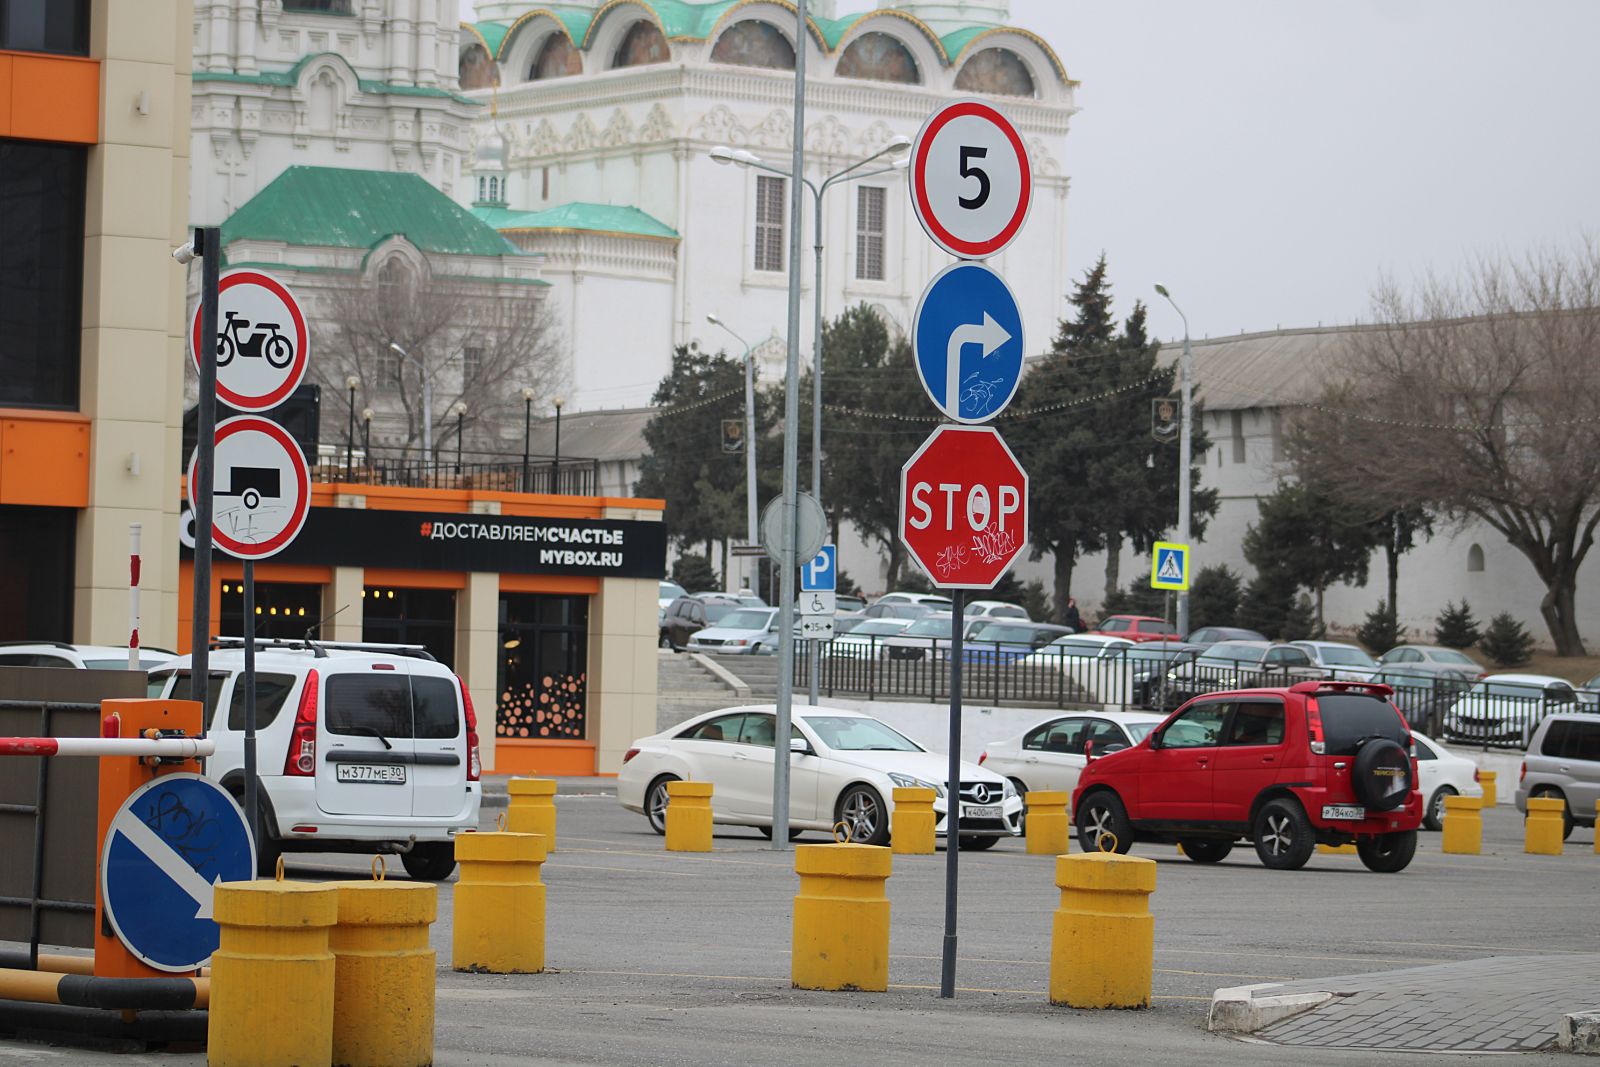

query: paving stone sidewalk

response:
[1250,954,1600,1053]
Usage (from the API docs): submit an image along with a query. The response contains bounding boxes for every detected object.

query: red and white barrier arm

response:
[0,737,214,758]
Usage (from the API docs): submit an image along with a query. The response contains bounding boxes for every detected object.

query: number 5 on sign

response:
[909,100,1033,261]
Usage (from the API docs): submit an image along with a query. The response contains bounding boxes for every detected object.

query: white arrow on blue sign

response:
[100,773,256,972]
[912,261,1026,424]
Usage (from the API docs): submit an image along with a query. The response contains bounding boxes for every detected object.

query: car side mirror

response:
[789,737,812,756]
[1147,733,1162,750]
[1101,743,1129,755]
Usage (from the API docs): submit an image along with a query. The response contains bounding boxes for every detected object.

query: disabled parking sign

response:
[1151,542,1190,591]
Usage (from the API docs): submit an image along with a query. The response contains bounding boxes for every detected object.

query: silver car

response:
[1515,713,1600,841]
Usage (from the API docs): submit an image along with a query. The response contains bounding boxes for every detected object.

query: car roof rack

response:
[0,640,78,651]
[210,637,436,661]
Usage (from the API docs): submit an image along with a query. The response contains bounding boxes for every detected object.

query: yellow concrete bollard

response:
[792,843,891,992]
[452,832,547,973]
[1441,794,1483,855]
[891,787,936,854]
[1525,796,1566,855]
[508,777,558,852]
[665,780,713,852]
[208,880,339,1067]
[329,877,437,1067]
[1025,791,1071,856]
[1049,852,1156,1009]
[1479,770,1497,807]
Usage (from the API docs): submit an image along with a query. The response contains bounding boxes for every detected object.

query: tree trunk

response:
[1053,548,1076,626]
[1314,581,1325,633]
[1385,532,1400,621]
[720,540,729,591]
[1104,533,1122,603]
[1540,577,1587,657]
[885,540,904,591]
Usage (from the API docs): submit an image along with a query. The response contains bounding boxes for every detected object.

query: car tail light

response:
[1474,767,1481,783]
[283,668,319,776]
[623,747,640,764]
[978,750,987,765]
[1519,761,1527,783]
[457,675,481,782]
[1306,698,1325,755]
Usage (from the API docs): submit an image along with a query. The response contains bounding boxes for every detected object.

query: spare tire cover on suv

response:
[1350,738,1413,811]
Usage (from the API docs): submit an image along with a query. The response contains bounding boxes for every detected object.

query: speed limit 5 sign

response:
[909,99,1032,260]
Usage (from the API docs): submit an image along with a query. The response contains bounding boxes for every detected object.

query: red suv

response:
[1093,615,1182,643]
[1072,681,1422,873]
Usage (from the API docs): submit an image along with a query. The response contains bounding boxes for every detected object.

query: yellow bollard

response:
[1525,796,1565,855]
[452,832,546,973]
[208,881,339,1067]
[665,781,713,852]
[1025,791,1071,856]
[891,787,936,854]
[792,843,891,992]
[1049,852,1156,1009]
[507,777,558,852]
[1479,770,1497,807]
[1441,794,1482,855]
[329,877,437,1067]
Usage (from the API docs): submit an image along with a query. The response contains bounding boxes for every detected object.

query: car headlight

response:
[1002,778,1017,799]
[728,639,747,646]
[888,772,943,797]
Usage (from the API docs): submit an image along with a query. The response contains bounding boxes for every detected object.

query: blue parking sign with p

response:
[1151,541,1190,591]
[801,545,836,592]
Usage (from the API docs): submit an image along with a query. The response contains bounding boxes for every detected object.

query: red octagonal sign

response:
[899,425,1029,590]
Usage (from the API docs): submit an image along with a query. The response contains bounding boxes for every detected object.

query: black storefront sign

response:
[183,506,666,579]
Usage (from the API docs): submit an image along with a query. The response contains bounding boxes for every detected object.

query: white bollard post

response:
[128,523,142,670]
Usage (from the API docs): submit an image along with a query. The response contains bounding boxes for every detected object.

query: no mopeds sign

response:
[186,415,311,560]
[189,269,309,412]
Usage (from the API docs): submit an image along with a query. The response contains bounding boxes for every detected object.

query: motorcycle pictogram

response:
[214,311,294,369]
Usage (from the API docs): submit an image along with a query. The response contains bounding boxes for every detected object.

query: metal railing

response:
[311,447,600,495]
[785,640,1589,750]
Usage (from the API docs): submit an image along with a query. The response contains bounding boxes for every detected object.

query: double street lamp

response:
[1154,283,1195,636]
[709,137,911,500]
[706,314,757,591]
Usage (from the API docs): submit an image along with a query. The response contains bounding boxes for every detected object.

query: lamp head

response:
[706,313,723,327]
[1154,284,1171,298]
[522,387,536,401]
[709,146,736,165]
[553,397,565,411]
[453,401,467,417]
[361,407,374,422]
[387,341,405,355]
[345,375,360,390]
[885,135,912,155]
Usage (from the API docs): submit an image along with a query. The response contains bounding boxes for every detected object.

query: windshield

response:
[1139,620,1178,635]
[1127,723,1158,743]
[703,603,738,623]
[848,620,908,637]
[1316,646,1379,667]
[802,715,923,752]
[1200,645,1264,665]
[1470,681,1554,700]
[1317,693,1407,755]
[972,623,1041,643]
[1129,646,1189,664]
[718,609,774,631]
[1047,638,1115,657]
[660,582,686,600]
[1431,649,1478,666]
[903,617,955,637]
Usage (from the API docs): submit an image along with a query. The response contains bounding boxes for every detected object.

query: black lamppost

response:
[551,397,564,494]
[521,387,534,492]
[344,375,359,481]
[361,408,372,472]
[453,401,467,476]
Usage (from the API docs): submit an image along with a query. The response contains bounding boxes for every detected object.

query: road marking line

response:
[552,863,700,878]
[555,847,787,869]
[552,968,1210,1001]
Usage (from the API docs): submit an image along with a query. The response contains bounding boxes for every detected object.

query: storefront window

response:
[0,505,74,641]
[0,0,89,55]
[220,581,323,642]
[0,141,86,409]
[497,594,588,740]
[363,587,456,667]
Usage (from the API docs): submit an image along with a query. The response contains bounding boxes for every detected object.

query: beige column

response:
[455,573,501,769]
[76,0,191,648]
[588,505,664,774]
[323,567,365,643]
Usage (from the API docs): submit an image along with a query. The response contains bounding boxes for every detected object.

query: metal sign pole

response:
[941,587,965,998]
[191,226,220,702]
[242,559,258,849]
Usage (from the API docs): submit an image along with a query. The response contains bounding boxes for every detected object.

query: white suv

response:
[0,642,175,672]
[149,639,482,880]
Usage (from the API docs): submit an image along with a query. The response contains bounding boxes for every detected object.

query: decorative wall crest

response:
[804,114,852,156]
[563,113,598,152]
[688,104,746,146]
[600,108,635,148]
[638,103,674,143]
[749,108,791,149]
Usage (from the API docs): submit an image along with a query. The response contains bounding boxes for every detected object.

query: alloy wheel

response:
[841,790,880,842]
[1263,813,1295,856]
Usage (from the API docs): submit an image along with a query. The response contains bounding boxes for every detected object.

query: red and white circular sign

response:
[186,416,311,561]
[899,424,1029,590]
[909,100,1033,260]
[189,270,310,413]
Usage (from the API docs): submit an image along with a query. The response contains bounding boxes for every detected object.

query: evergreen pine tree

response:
[1433,600,1481,649]
[1282,594,1320,642]
[1480,613,1535,667]
[1188,565,1243,631]
[1357,601,1402,653]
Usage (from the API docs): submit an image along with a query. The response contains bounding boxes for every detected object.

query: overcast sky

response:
[463,0,1600,345]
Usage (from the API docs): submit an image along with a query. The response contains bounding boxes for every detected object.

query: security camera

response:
[171,240,197,265]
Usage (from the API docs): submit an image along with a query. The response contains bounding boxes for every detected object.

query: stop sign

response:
[899,425,1029,590]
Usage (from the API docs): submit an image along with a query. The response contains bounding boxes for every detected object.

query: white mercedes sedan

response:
[618,705,1022,848]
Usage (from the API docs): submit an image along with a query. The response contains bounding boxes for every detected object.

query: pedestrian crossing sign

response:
[1151,542,1190,591]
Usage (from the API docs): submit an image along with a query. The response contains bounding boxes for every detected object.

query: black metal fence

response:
[786,639,1589,750]
[311,447,600,495]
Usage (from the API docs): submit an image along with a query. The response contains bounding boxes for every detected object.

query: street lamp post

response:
[1154,284,1194,636]
[551,397,564,494]
[707,315,758,591]
[344,375,359,481]
[521,387,535,492]
[452,401,467,475]
[387,341,432,463]
[361,408,373,463]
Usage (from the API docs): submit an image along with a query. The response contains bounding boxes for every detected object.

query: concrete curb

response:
[691,652,752,698]
[1559,1011,1600,1054]
[1207,983,1333,1033]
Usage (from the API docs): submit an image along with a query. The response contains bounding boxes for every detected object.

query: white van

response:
[150,639,482,880]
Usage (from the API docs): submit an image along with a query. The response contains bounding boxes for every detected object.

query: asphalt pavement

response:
[5,787,1596,1065]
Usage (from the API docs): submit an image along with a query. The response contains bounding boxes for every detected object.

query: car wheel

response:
[400,841,457,881]
[1179,838,1233,864]
[1074,791,1133,855]
[1252,798,1315,870]
[253,824,282,878]
[645,774,679,836]
[835,784,889,846]
[1423,786,1456,831]
[958,835,1000,850]
[1530,786,1575,840]
[659,631,671,649]
[1356,830,1417,873]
